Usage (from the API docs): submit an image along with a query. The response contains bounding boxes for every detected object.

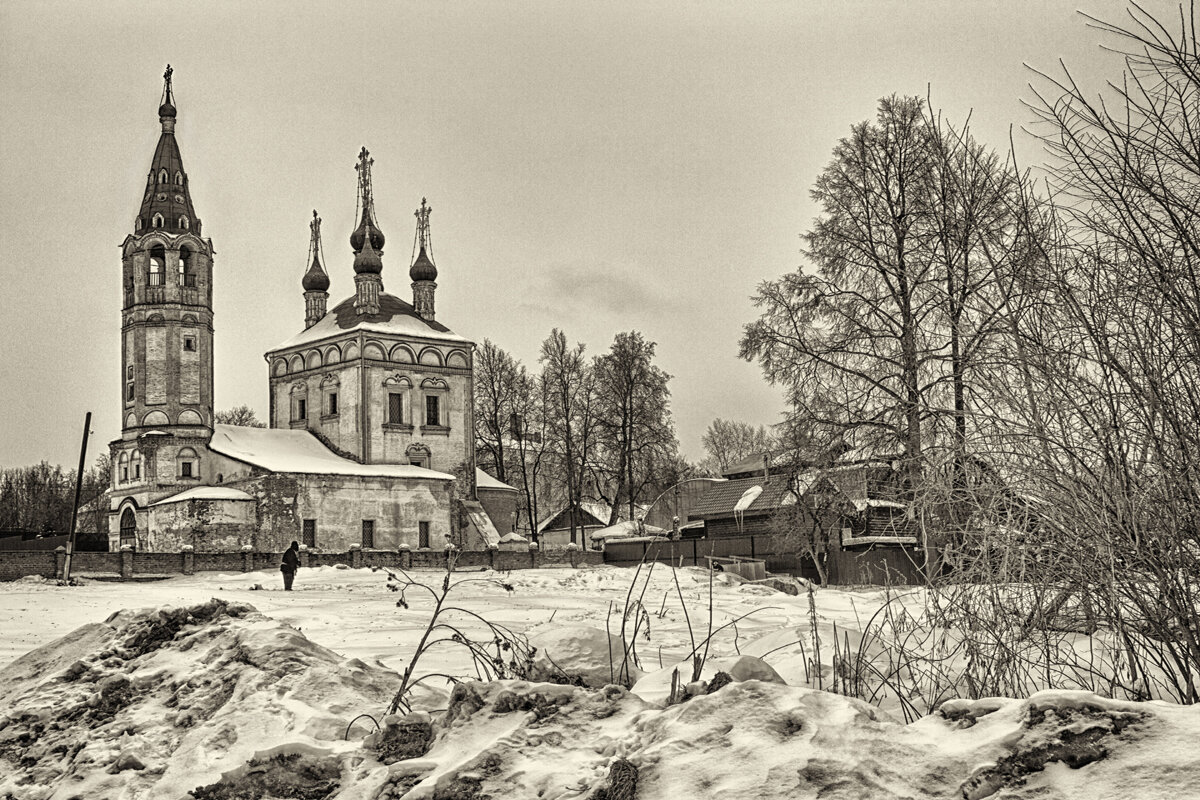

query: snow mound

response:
[631,654,786,705]
[527,626,646,687]
[0,598,399,800]
[363,680,1200,800]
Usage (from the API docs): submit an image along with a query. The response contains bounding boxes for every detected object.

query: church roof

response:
[136,66,200,236]
[269,291,468,352]
[208,424,454,479]
[476,469,518,492]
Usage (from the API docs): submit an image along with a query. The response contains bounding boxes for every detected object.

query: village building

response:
[105,68,514,553]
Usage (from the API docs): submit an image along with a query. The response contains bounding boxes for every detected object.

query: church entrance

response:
[119,508,137,550]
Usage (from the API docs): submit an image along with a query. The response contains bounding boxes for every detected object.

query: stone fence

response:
[0,545,603,582]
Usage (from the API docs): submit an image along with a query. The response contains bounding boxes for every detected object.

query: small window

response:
[179,246,194,285]
[133,461,141,480]
[135,217,143,231]
[327,391,338,416]
[425,395,440,427]
[362,520,375,549]
[388,392,404,424]
[175,171,184,186]
[126,381,135,402]
[302,519,316,548]
[152,214,163,229]
[179,216,190,230]
[419,521,430,549]
[149,245,165,284]
[181,461,193,478]
[183,336,196,352]
[298,398,307,421]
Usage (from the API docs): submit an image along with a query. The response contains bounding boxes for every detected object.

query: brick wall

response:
[0,551,56,580]
[0,547,602,581]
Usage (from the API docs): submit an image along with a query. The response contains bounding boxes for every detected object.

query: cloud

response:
[535,260,674,317]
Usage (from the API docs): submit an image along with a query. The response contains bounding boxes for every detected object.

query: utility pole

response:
[63,411,92,583]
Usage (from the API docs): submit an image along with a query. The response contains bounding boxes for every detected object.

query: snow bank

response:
[527,625,646,687]
[0,599,399,800]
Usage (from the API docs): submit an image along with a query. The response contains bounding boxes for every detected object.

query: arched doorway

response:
[119,507,136,550]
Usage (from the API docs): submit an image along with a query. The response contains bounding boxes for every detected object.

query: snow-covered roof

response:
[590,520,668,541]
[476,469,518,492]
[150,486,254,506]
[269,293,469,353]
[208,425,454,480]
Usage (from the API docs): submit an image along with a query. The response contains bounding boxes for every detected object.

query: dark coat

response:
[281,547,300,573]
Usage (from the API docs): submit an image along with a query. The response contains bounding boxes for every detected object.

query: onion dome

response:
[302,253,330,291]
[409,246,437,282]
[353,230,383,274]
[350,210,386,253]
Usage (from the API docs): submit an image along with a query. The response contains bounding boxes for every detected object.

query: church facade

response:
[106,68,514,553]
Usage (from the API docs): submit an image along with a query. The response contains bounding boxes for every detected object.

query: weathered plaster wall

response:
[292,474,451,551]
[145,498,255,551]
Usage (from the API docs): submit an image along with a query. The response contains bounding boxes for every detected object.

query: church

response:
[106,68,517,553]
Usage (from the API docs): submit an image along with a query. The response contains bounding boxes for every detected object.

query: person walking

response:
[281,541,300,591]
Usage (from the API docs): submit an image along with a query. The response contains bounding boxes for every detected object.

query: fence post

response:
[241,544,253,572]
[120,545,134,581]
[55,546,67,580]
[182,545,195,575]
[299,544,310,568]
[350,543,363,569]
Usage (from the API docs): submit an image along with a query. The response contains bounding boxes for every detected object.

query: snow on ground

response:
[1,565,1198,799]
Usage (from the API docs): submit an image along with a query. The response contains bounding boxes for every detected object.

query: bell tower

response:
[110,66,216,521]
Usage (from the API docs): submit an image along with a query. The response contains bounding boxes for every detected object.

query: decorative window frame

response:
[406,443,432,469]
[420,378,450,433]
[176,447,200,480]
[289,381,309,427]
[320,373,341,419]
[382,374,414,430]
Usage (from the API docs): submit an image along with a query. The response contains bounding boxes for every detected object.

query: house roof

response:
[268,292,469,353]
[689,477,798,519]
[208,424,454,480]
[536,501,644,534]
[151,486,254,506]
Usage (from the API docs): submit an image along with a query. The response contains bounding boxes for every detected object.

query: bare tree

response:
[473,339,527,485]
[592,332,677,523]
[699,418,776,475]
[214,405,266,427]
[540,329,595,545]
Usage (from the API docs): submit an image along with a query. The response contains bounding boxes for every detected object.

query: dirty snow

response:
[1,565,1197,799]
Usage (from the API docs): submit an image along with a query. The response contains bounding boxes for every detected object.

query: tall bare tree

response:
[592,332,677,523]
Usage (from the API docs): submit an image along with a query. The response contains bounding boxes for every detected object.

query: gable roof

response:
[689,476,798,519]
[208,425,454,480]
[269,292,469,353]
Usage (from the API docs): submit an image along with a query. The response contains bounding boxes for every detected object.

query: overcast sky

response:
[0,0,1143,469]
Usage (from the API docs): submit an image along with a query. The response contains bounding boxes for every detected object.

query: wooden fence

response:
[601,535,927,585]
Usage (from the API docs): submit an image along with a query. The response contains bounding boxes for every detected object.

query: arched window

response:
[120,508,137,549]
[179,246,194,286]
[130,451,143,481]
[118,452,130,483]
[175,171,184,185]
[158,169,168,184]
[149,245,165,285]
[152,213,164,229]
[135,217,143,231]
[177,447,199,479]
[179,216,190,231]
